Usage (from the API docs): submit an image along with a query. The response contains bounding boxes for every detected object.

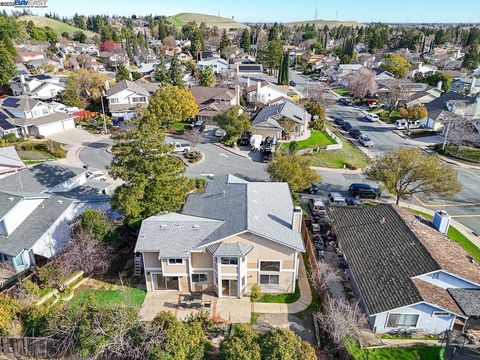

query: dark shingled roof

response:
[327,204,440,315]
[425,91,476,121]
[448,288,480,317]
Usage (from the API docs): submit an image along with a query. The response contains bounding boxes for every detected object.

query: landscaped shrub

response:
[2,133,17,144]
[79,209,118,245]
[250,283,261,301]
[0,294,20,336]
[191,177,207,192]
[21,279,40,298]
[20,305,49,337]
[183,150,202,163]
[37,264,66,289]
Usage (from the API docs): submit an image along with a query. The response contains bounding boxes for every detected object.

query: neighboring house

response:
[377,79,442,107]
[105,80,152,121]
[74,43,99,56]
[425,91,479,132]
[75,54,105,71]
[200,51,220,60]
[327,204,480,335]
[252,100,310,139]
[0,147,25,179]
[198,57,229,74]
[0,163,110,274]
[9,74,65,100]
[245,79,289,105]
[16,51,45,63]
[0,96,76,137]
[372,68,395,81]
[135,175,305,297]
[233,52,256,64]
[451,77,480,96]
[190,86,240,123]
[333,64,364,81]
[233,63,264,76]
[178,52,193,61]
[409,63,438,78]
[99,51,129,68]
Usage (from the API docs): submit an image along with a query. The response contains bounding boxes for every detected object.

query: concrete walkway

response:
[252,254,312,314]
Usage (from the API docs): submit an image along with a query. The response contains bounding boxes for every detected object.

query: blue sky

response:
[39,0,480,23]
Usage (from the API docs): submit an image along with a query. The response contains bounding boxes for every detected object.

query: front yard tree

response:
[258,39,283,75]
[169,54,185,87]
[261,328,316,360]
[380,54,410,78]
[220,324,261,360]
[109,110,191,221]
[218,29,231,58]
[277,52,290,85]
[153,58,169,84]
[143,85,198,128]
[62,78,83,108]
[0,42,16,86]
[347,68,377,98]
[199,66,216,87]
[115,64,130,81]
[216,107,252,144]
[379,79,410,115]
[364,147,461,205]
[267,154,320,192]
[398,105,428,131]
[462,44,480,71]
[240,28,251,53]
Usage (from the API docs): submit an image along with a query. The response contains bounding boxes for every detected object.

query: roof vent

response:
[193,224,200,230]
[380,217,386,225]
[160,224,167,229]
[7,197,14,202]
[57,200,63,204]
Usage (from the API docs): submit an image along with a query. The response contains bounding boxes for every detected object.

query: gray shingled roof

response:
[0,146,25,169]
[206,242,253,256]
[0,195,73,256]
[426,91,477,121]
[106,80,150,97]
[0,192,23,221]
[327,204,440,315]
[448,288,480,317]
[253,101,310,128]
[1,96,40,112]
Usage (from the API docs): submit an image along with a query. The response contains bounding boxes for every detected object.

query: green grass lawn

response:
[348,343,442,360]
[16,150,55,164]
[412,210,480,263]
[293,130,335,150]
[68,288,147,309]
[332,87,350,96]
[18,15,96,37]
[253,281,300,303]
[444,145,480,163]
[308,136,370,169]
[377,109,401,124]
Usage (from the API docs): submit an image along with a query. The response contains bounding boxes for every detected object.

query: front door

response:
[221,279,238,297]
[165,276,179,291]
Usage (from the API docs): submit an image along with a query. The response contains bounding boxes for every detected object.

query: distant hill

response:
[18,15,97,38]
[169,12,248,29]
[286,19,364,28]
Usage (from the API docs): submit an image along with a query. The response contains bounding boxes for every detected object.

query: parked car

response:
[171,142,191,152]
[86,170,107,181]
[349,128,362,139]
[338,98,352,106]
[346,197,363,206]
[304,183,321,194]
[308,198,327,217]
[348,183,381,199]
[328,192,347,206]
[250,134,263,151]
[261,147,274,162]
[334,118,345,126]
[358,134,373,147]
[289,80,297,87]
[395,119,423,130]
[238,131,251,146]
[214,128,226,137]
[366,113,379,122]
[193,120,206,132]
[341,121,352,131]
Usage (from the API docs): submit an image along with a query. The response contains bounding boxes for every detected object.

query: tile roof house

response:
[0,163,111,275]
[135,175,305,297]
[190,86,240,122]
[252,100,310,139]
[105,80,154,121]
[327,204,480,335]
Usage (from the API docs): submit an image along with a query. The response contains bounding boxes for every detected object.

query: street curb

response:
[213,143,249,158]
[311,166,364,174]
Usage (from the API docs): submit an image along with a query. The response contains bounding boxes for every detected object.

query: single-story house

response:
[16,51,45,63]
[135,175,305,297]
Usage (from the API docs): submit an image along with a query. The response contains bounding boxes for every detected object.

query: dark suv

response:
[349,128,362,139]
[348,183,381,199]
[341,121,352,131]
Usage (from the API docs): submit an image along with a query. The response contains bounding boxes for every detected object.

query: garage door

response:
[62,118,75,130]
[253,127,281,139]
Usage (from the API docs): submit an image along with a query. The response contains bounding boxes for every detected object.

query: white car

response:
[358,134,374,147]
[366,113,379,122]
[327,192,347,206]
[171,142,191,152]
[215,128,226,137]
[86,170,107,181]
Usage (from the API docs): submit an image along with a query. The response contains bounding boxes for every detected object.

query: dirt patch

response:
[253,312,316,344]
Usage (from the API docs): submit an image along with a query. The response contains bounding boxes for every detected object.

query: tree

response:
[278,116,295,139]
[115,64,130,81]
[417,72,452,92]
[68,68,110,102]
[267,154,320,192]
[364,147,461,205]
[199,66,216,87]
[72,30,87,43]
[99,39,120,52]
[109,106,192,221]
[304,101,325,130]
[216,107,252,144]
[0,42,16,86]
[378,79,410,115]
[257,40,283,75]
[78,209,117,244]
[347,68,378,98]
[218,29,231,57]
[462,44,480,71]
[183,129,203,150]
[153,58,169,84]
[240,28,251,53]
[261,328,315,360]
[169,54,185,87]
[380,54,410,78]
[220,324,261,360]
[398,104,428,131]
[0,294,20,336]
[277,52,290,85]
[61,77,83,108]
[445,115,479,155]
[143,85,198,128]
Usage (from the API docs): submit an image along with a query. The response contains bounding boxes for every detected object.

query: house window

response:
[132,96,147,103]
[168,258,183,265]
[192,273,208,283]
[260,261,280,272]
[386,314,419,328]
[110,98,119,104]
[260,274,279,285]
[50,89,56,97]
[42,108,49,115]
[432,312,450,317]
[221,257,238,265]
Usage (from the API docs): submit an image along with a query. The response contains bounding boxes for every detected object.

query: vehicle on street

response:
[261,148,274,162]
[304,183,321,194]
[308,198,327,217]
[171,142,192,152]
[349,128,362,139]
[338,98,352,106]
[358,134,373,147]
[366,113,379,122]
[193,120,206,132]
[395,119,423,130]
[341,121,352,131]
[250,134,263,151]
[334,117,345,126]
[328,192,347,205]
[86,170,107,181]
[289,81,297,87]
[238,131,251,146]
[348,183,381,199]
[214,128,226,137]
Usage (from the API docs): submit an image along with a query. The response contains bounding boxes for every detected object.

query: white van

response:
[395,119,422,130]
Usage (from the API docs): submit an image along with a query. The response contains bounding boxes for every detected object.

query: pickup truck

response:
[171,142,191,152]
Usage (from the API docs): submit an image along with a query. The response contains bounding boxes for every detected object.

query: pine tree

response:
[240,29,251,53]
[199,66,216,87]
[218,29,231,58]
[153,58,169,84]
[169,54,186,87]
[61,78,83,108]
[116,65,130,81]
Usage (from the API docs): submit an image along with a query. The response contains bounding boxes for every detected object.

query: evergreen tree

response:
[169,54,185,87]
[240,29,251,53]
[0,42,16,86]
[61,78,83,108]
[153,58,169,84]
[218,29,231,58]
[277,52,290,85]
[463,44,480,71]
[199,66,216,87]
[116,65,130,81]
[190,29,203,61]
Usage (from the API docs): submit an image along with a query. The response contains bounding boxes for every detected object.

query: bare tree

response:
[346,68,378,99]
[311,261,342,294]
[309,82,337,108]
[183,129,203,150]
[446,116,478,155]
[378,80,410,114]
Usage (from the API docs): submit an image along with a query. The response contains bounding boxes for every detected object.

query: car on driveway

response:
[171,142,192,152]
[348,183,381,199]
[338,98,352,106]
[366,113,379,122]
[341,121,352,131]
[328,192,347,206]
[238,131,251,145]
[304,183,321,194]
[193,120,206,132]
[289,81,297,87]
[334,118,345,126]
[358,134,373,147]
[215,128,226,137]
[349,128,362,139]
[308,198,327,217]
[86,170,107,181]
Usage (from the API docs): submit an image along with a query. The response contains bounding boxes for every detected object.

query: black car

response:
[348,183,381,199]
[334,118,345,126]
[345,197,363,206]
[341,121,352,131]
[338,97,352,106]
[261,148,274,162]
[289,80,297,87]
[349,128,362,139]
[304,183,321,194]
[237,131,251,146]
[193,120,205,132]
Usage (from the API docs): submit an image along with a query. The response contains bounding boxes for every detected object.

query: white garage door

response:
[38,118,75,136]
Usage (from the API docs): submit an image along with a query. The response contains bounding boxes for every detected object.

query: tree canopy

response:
[199,66,216,87]
[216,107,252,144]
[267,154,320,192]
[380,54,410,78]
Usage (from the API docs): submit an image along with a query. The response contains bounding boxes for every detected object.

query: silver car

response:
[358,134,373,147]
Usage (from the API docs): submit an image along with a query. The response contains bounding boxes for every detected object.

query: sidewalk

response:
[251,254,312,314]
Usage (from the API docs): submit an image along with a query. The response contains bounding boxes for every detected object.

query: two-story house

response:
[327,204,480,335]
[9,74,65,100]
[190,86,240,123]
[135,175,305,298]
[198,57,229,74]
[0,96,76,137]
[245,79,290,106]
[105,80,153,121]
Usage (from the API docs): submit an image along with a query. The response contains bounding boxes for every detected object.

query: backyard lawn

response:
[68,288,146,309]
[332,87,350,97]
[348,343,442,360]
[253,281,300,303]
[294,130,335,150]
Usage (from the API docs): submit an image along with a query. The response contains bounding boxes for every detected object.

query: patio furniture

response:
[191,292,202,301]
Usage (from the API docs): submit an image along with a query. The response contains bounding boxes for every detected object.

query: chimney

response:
[247,77,251,88]
[292,206,302,233]
[20,74,25,84]
[256,81,261,102]
[437,80,443,91]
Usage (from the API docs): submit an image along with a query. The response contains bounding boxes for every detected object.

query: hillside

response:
[286,19,364,28]
[18,15,97,38]
[169,12,248,29]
